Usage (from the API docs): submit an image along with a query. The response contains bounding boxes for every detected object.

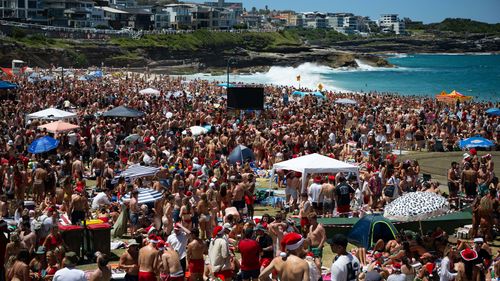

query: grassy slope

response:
[109,29,302,51]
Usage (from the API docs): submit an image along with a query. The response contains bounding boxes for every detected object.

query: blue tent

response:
[88,70,103,78]
[228,144,255,164]
[485,108,500,116]
[28,136,60,154]
[0,81,18,90]
[217,83,235,88]
[292,91,325,99]
[348,214,397,249]
[459,136,495,149]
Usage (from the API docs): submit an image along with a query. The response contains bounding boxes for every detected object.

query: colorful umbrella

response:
[28,136,60,154]
[458,136,495,149]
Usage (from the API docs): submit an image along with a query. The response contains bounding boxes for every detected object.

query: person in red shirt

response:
[237,228,261,281]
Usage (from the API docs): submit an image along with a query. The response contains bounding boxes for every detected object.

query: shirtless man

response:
[306,213,326,260]
[232,177,246,213]
[20,222,36,254]
[197,194,210,240]
[7,249,30,281]
[258,256,285,281]
[298,193,312,236]
[477,163,492,196]
[71,154,84,180]
[33,163,47,203]
[89,254,112,281]
[290,173,301,204]
[187,229,206,281]
[69,186,88,225]
[91,152,105,189]
[280,233,310,281]
[161,242,184,281]
[461,162,478,198]
[138,235,159,281]
[129,189,140,235]
[447,162,461,207]
[321,176,336,217]
[285,173,297,210]
[119,240,140,281]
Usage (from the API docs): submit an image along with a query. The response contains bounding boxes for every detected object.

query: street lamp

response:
[226,57,236,87]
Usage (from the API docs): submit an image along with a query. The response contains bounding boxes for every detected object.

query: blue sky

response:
[189,0,500,23]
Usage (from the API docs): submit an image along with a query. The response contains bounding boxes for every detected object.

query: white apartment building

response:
[327,13,358,34]
[378,13,406,34]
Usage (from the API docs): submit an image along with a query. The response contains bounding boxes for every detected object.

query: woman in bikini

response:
[180,197,193,231]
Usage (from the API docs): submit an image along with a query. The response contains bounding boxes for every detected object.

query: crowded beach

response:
[0,68,498,281]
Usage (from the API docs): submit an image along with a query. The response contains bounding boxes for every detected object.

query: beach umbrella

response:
[121,188,163,204]
[182,126,208,136]
[458,136,495,149]
[309,91,325,99]
[384,192,449,233]
[37,120,79,133]
[0,81,18,90]
[124,134,141,143]
[485,108,500,116]
[139,88,160,95]
[292,91,306,97]
[102,106,145,118]
[217,83,235,88]
[335,98,358,105]
[228,145,255,164]
[28,136,60,154]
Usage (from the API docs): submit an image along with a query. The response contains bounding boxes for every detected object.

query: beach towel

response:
[112,204,129,238]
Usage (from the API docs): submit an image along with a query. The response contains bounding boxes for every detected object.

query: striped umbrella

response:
[121,188,163,204]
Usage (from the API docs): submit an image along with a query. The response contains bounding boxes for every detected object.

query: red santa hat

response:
[328,175,336,181]
[313,176,322,183]
[280,232,304,252]
[212,226,224,238]
[469,148,477,155]
[148,234,159,244]
[157,240,165,251]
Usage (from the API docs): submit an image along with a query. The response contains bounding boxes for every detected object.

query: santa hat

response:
[313,176,322,184]
[392,263,402,270]
[280,232,304,252]
[460,248,478,261]
[157,241,165,251]
[212,226,224,238]
[469,148,477,155]
[295,172,302,177]
[148,234,159,244]
[463,153,471,160]
[74,186,84,194]
[328,175,335,181]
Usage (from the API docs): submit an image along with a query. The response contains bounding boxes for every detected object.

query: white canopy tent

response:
[139,88,160,95]
[27,108,77,120]
[272,153,359,192]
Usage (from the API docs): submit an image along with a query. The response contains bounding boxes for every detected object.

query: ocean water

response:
[188,54,500,101]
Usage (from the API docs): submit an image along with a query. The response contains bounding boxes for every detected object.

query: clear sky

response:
[188,0,500,23]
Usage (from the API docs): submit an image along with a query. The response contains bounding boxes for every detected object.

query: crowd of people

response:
[0,69,498,281]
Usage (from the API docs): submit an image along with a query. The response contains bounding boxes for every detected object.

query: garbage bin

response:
[87,223,111,255]
[58,224,83,257]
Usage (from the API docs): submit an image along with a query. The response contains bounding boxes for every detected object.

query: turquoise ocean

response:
[190,53,500,101]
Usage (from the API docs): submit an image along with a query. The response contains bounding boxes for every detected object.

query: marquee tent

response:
[27,108,77,120]
[139,88,160,95]
[272,153,359,191]
[102,106,144,118]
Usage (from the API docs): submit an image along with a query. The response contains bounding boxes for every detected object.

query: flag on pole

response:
[296,75,301,81]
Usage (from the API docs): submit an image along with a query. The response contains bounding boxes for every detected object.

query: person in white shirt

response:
[166,223,190,272]
[439,246,458,281]
[328,234,360,281]
[53,251,86,281]
[91,189,111,210]
[308,176,323,215]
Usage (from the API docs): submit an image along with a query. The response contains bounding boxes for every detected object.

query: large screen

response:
[227,87,264,110]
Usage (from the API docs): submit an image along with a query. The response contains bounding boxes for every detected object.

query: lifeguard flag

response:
[296,75,301,81]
